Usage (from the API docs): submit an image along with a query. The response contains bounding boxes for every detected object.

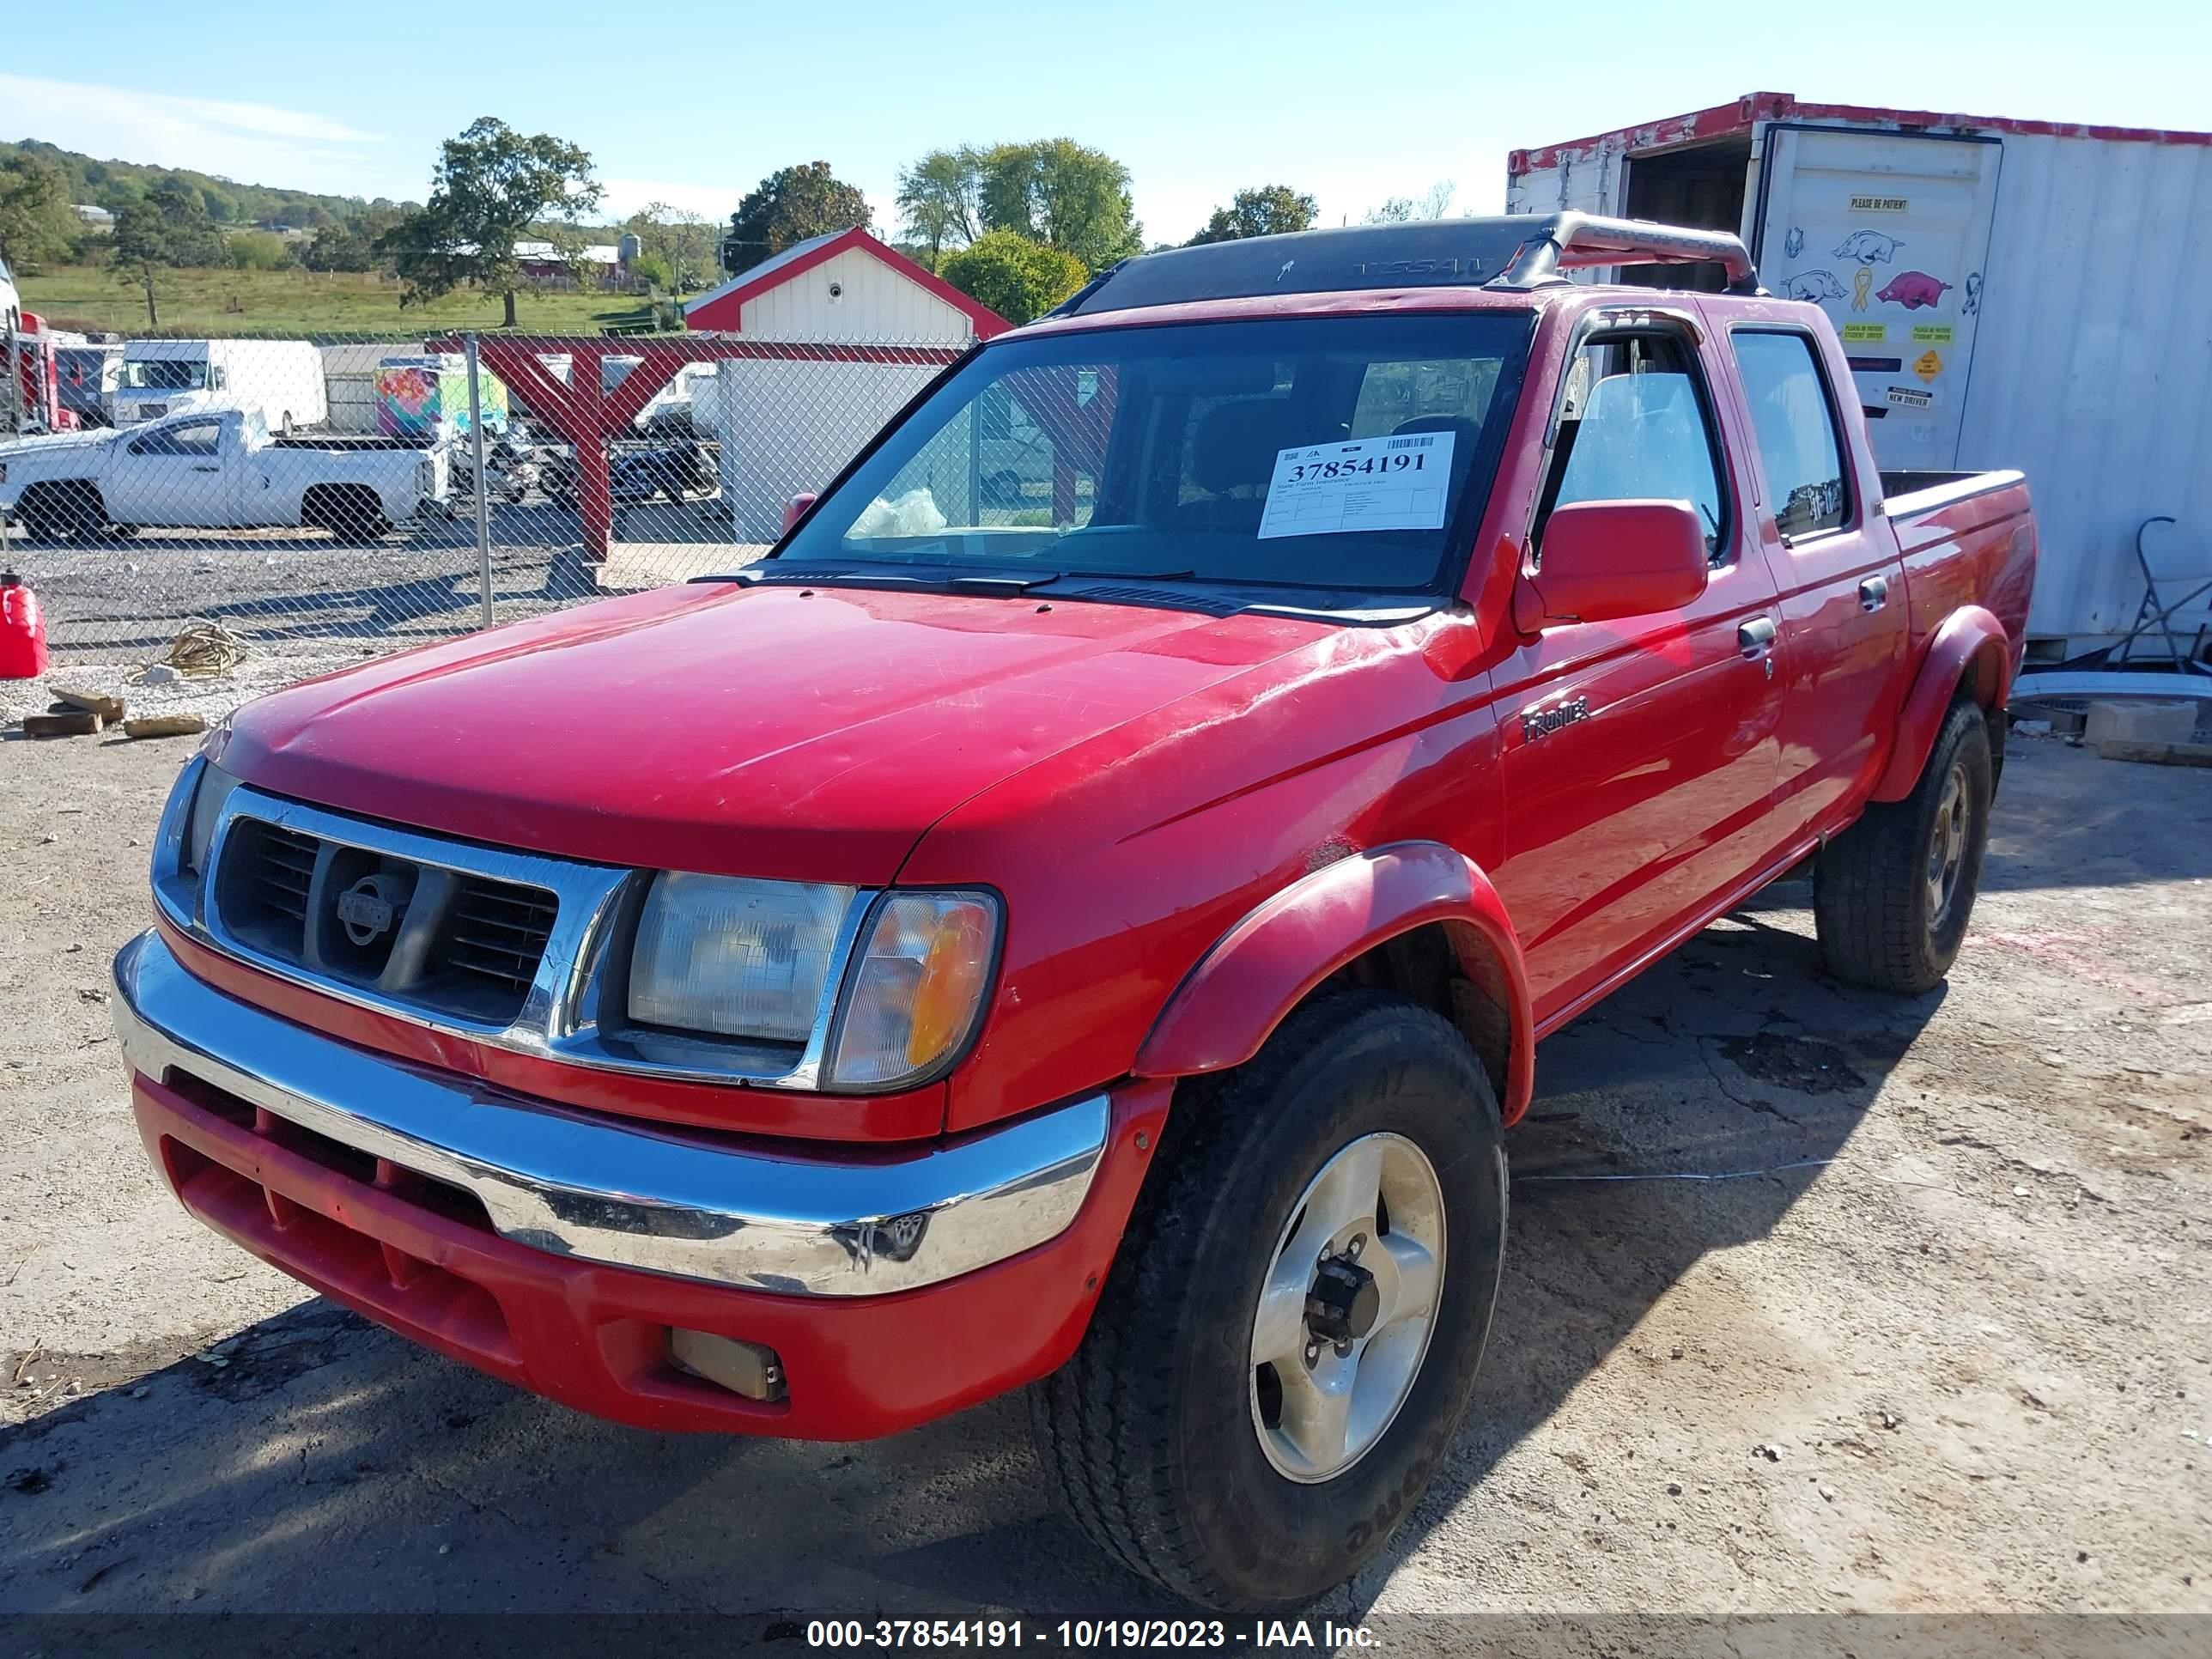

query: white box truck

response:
[112,339,329,434]
[1504,91,2212,653]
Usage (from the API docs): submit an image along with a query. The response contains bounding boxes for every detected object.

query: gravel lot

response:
[1,723,2207,1633]
[0,501,746,727]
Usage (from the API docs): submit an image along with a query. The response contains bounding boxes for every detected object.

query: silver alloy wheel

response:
[1249,1132,1447,1484]
[1926,760,1970,929]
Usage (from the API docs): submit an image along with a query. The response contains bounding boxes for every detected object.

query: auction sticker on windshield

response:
[1258,431,1455,540]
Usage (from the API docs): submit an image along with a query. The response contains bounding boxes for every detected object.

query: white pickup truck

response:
[0,409,450,544]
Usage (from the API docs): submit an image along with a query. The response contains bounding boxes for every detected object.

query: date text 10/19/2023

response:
[805,1620,1382,1649]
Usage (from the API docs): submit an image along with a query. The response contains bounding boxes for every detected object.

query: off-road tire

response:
[1815,697,1994,994]
[1031,988,1508,1613]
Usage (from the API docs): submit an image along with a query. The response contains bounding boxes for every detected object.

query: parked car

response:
[1,409,449,541]
[112,339,328,433]
[110,215,2036,1613]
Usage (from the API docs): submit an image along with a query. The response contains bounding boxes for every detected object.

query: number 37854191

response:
[1287,451,1428,484]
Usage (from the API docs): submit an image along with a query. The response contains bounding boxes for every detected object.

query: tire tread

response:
[1032,989,1495,1608]
[1815,698,1990,994]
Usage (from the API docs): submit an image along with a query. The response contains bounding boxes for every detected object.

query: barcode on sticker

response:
[1385,435,1437,451]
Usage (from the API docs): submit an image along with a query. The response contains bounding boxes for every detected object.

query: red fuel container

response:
[2,570,51,679]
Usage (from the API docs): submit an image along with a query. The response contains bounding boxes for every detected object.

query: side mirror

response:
[1515,499,1710,629]
[782,491,817,534]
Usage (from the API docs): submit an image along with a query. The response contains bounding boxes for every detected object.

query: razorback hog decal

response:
[1783,270,1848,303]
[1834,229,1905,263]
[1877,271,1953,310]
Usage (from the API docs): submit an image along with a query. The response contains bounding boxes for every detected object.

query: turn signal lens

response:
[828,892,999,1088]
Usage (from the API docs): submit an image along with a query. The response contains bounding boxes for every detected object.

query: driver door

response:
[108,417,237,528]
[1489,319,1786,1025]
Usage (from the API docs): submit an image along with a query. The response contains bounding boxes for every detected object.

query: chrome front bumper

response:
[112,931,1109,1297]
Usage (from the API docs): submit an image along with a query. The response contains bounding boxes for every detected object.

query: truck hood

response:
[0,426,123,462]
[219,580,1328,884]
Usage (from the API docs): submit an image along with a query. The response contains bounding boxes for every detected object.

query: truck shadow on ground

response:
[0,887,1936,1626]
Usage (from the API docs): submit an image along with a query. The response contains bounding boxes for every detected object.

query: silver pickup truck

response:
[0,409,450,543]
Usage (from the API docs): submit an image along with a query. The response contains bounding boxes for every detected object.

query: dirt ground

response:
[1,726,2206,1632]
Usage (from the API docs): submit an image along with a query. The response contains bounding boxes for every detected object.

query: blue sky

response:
[4,0,2207,243]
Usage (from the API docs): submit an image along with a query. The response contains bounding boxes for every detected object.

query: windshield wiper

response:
[714,566,1061,597]
[1042,568,1199,584]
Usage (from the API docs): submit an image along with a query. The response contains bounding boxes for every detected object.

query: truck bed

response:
[271,433,442,452]
[1881,469,2026,517]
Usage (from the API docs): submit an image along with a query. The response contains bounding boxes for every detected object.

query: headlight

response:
[627,873,854,1045]
[183,762,240,878]
[151,756,239,927]
[621,878,1001,1091]
[826,891,1000,1089]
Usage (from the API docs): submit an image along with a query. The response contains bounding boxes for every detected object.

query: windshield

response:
[774,313,1532,601]
[121,360,209,392]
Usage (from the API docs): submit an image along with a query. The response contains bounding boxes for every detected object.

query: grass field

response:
[18,265,659,338]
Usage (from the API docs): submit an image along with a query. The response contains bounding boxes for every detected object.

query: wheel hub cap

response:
[1926,762,1969,927]
[1304,1255,1382,1345]
[1249,1132,1447,1484]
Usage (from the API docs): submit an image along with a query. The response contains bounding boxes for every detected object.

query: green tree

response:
[109,201,170,326]
[977,139,1140,272]
[227,228,295,270]
[896,146,982,266]
[623,203,717,291]
[301,221,374,272]
[149,177,227,266]
[724,162,872,276]
[1188,184,1318,246]
[0,153,77,272]
[939,230,1086,326]
[375,117,603,327]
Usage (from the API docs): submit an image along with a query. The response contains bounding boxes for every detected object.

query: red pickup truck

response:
[113,214,2035,1612]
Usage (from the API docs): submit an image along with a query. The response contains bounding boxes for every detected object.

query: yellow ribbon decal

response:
[1852,267,1873,312]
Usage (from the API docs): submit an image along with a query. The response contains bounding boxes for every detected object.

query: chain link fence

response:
[1,327,965,716]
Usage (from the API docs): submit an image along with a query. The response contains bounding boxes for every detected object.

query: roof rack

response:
[1050,213,1759,319]
[1494,212,1759,292]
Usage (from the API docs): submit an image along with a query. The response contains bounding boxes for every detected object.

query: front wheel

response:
[1031,989,1507,1613]
[1815,697,1994,994]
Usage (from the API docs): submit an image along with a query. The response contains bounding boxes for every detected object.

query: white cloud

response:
[0,73,395,198]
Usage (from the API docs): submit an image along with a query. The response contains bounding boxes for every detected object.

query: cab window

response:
[129,420,222,458]
[1729,329,1850,539]
[1535,330,1727,562]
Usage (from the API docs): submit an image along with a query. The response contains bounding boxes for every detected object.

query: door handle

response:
[1859,575,1889,612]
[191,465,219,473]
[1738,617,1778,660]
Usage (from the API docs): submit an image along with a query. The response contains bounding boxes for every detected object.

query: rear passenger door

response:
[1708,318,1908,841]
[1491,318,1788,1024]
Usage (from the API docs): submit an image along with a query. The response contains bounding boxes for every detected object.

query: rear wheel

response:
[302,486,390,544]
[1815,697,1994,994]
[1031,988,1508,1612]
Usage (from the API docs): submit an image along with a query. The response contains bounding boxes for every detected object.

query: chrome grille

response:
[222,819,319,957]
[210,813,562,1027]
[440,878,559,1001]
